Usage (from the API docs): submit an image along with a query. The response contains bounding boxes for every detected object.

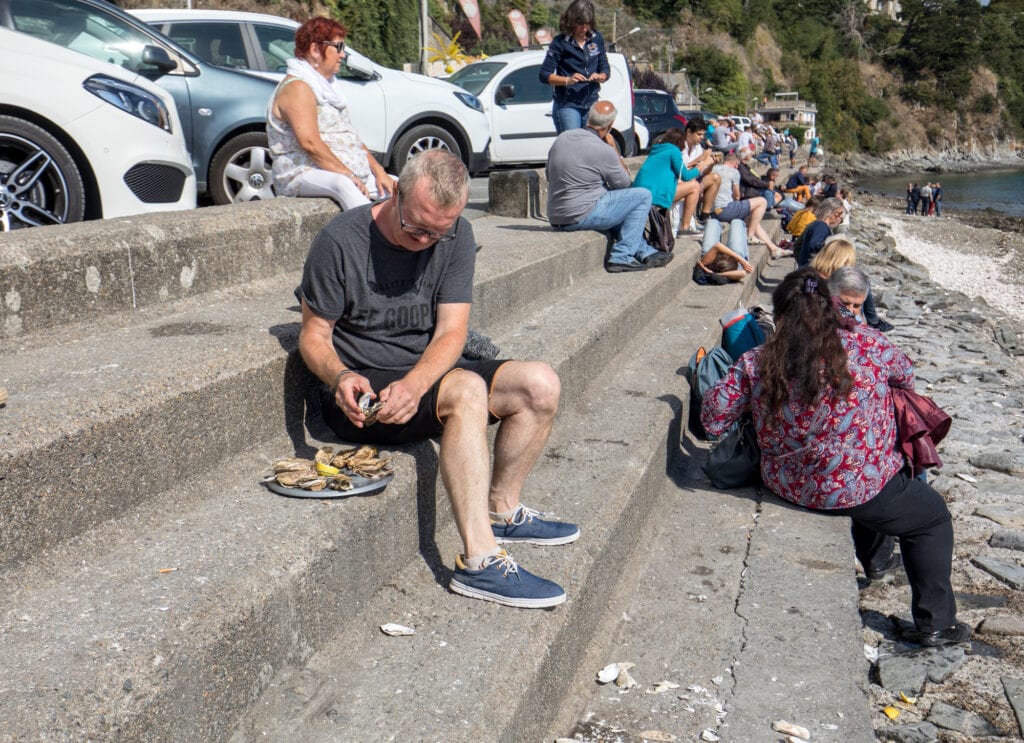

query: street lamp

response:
[613,26,641,45]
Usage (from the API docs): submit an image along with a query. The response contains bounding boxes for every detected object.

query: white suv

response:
[448,49,636,165]
[131,9,491,179]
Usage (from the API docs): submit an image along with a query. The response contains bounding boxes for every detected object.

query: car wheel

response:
[209,131,275,205]
[0,115,85,230]
[392,125,462,174]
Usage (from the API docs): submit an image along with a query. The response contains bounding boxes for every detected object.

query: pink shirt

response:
[701,328,914,509]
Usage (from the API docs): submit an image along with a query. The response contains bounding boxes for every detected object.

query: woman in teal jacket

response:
[633,128,709,236]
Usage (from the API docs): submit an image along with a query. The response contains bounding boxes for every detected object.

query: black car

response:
[633,89,688,146]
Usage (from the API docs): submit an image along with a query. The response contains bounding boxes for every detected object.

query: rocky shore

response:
[844,195,1024,742]
[830,143,1024,178]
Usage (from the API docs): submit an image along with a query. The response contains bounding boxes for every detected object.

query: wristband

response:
[330,368,354,395]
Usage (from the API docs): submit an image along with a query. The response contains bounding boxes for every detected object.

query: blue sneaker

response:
[491,505,580,545]
[449,551,566,608]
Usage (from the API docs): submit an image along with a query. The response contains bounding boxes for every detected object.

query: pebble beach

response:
[843,192,1024,741]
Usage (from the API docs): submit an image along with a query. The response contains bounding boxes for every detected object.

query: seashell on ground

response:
[379,623,415,636]
[638,731,676,742]
[700,729,720,742]
[596,663,620,684]
[771,720,810,740]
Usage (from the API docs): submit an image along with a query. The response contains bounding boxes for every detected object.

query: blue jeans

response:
[553,104,587,134]
[701,217,748,259]
[558,188,658,266]
[935,200,942,217]
[755,152,778,169]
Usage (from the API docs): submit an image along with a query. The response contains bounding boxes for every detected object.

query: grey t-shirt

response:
[546,127,631,226]
[297,204,475,371]
[712,164,740,209]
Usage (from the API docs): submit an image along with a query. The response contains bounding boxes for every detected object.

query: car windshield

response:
[9,0,175,75]
[448,62,506,95]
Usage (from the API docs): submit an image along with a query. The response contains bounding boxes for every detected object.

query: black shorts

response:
[320,359,510,445]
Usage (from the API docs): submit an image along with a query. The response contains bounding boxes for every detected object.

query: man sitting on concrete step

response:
[546,100,673,273]
[297,150,578,609]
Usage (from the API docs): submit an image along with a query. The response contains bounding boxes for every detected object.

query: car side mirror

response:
[343,54,375,80]
[141,45,176,76]
[495,84,515,105]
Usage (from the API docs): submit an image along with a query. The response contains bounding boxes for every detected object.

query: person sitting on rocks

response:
[783,166,812,203]
[702,267,971,649]
[297,150,577,609]
[796,197,845,267]
[632,128,704,239]
[546,100,673,273]
[710,152,790,259]
[811,238,895,332]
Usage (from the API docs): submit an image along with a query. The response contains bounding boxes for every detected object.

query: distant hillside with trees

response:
[119,0,1024,155]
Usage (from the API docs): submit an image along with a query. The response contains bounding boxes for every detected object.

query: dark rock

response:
[972,556,1024,590]
[990,529,1024,552]
[873,721,939,743]
[1002,677,1024,736]
[926,701,998,736]
[877,647,966,694]
[979,615,1024,636]
[122,679,132,693]
[969,450,1024,476]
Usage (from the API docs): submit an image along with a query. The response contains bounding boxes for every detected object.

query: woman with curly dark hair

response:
[701,267,970,648]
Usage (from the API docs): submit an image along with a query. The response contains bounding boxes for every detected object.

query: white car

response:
[131,9,492,176]
[447,49,637,165]
[634,116,650,154]
[0,26,195,230]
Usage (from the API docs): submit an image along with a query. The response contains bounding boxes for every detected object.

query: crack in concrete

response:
[714,489,765,737]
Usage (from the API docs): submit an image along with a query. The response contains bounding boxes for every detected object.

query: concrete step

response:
[0,199,336,339]
[0,215,608,567]
[223,247,770,743]
[0,228,769,738]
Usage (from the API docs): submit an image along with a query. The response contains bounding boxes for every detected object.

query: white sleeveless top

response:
[267,77,372,196]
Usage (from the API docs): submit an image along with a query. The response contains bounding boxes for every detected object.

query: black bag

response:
[702,416,762,489]
[644,205,675,252]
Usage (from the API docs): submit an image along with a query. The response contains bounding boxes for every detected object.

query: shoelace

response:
[507,504,553,526]
[480,551,520,580]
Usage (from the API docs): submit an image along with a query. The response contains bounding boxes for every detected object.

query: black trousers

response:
[830,471,956,632]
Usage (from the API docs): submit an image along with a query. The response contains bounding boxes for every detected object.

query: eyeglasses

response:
[320,40,346,53]
[397,194,458,242]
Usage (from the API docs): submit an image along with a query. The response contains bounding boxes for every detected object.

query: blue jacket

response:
[797,219,832,266]
[539,31,610,109]
[633,143,683,208]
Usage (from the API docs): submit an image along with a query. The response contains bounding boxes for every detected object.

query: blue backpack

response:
[687,346,734,441]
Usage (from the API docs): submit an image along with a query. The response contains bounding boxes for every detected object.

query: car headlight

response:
[453,91,483,113]
[83,75,172,133]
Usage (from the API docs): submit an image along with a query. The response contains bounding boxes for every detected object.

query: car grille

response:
[123,163,187,204]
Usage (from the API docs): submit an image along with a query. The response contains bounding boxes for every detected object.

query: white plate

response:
[265,472,394,499]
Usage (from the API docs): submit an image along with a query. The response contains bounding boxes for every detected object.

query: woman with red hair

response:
[267,16,395,209]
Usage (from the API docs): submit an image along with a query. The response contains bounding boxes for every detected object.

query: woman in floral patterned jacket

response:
[701,267,970,648]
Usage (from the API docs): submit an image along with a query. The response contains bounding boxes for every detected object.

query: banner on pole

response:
[507,10,529,47]
[534,28,553,46]
[459,0,481,39]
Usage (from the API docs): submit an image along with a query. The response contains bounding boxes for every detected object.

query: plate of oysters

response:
[264,444,394,499]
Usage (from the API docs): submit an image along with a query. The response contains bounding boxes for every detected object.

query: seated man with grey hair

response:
[546,100,672,273]
[297,150,577,609]
[796,197,846,267]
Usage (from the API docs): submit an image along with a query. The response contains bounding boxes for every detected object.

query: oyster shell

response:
[274,469,319,487]
[272,457,315,473]
[358,393,384,426]
[314,446,335,465]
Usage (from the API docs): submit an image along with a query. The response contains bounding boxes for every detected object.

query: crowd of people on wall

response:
[266,9,972,653]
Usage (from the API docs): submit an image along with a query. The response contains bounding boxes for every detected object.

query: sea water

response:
[854,168,1024,217]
